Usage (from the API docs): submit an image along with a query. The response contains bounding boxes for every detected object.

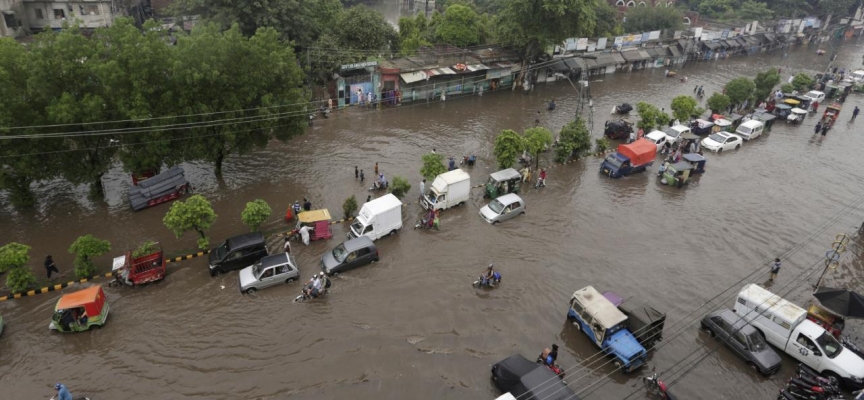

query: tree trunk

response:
[195,227,206,239]
[90,172,105,197]
[214,151,225,177]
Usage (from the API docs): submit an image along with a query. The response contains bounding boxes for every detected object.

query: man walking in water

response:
[853,106,860,121]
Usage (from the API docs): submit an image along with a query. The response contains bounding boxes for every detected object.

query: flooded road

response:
[5,41,864,399]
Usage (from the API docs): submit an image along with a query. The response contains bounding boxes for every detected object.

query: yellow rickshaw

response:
[294,209,333,241]
[783,98,801,107]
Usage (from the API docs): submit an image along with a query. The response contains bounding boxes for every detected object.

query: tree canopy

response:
[670,96,698,122]
[724,77,755,107]
[241,199,272,232]
[706,93,731,113]
[436,4,482,47]
[494,0,603,58]
[163,194,218,250]
[494,129,525,169]
[555,117,592,163]
[623,6,684,33]
[420,153,449,181]
[636,102,670,130]
[753,69,781,102]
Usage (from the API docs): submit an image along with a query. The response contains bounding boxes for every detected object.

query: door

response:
[729,330,751,360]
[788,333,823,369]
[437,194,447,209]
[239,246,263,270]
[754,126,762,138]
[361,224,375,240]
[259,267,277,289]
[224,250,246,271]
[356,247,373,265]
[343,250,361,271]
[272,263,294,285]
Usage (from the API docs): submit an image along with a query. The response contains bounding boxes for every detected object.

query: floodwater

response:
[4,41,864,400]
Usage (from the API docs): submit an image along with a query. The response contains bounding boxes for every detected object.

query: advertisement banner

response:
[641,32,651,42]
[576,38,588,51]
[721,29,730,39]
[597,37,608,50]
[649,30,661,40]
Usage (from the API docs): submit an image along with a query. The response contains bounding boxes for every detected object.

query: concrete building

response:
[1,0,28,37]
[608,0,675,9]
[22,0,116,32]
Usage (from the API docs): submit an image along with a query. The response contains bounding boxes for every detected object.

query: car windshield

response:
[604,155,623,168]
[708,133,725,143]
[252,261,263,277]
[216,242,228,260]
[806,91,820,98]
[738,126,752,134]
[816,332,842,358]
[350,220,363,234]
[663,128,680,138]
[488,199,505,214]
[332,244,349,262]
[747,332,768,351]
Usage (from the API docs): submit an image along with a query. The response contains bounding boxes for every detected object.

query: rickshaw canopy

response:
[783,98,800,105]
[489,168,522,182]
[297,209,332,224]
[791,108,807,115]
[682,153,706,163]
[774,104,792,110]
[695,119,713,129]
[713,118,732,127]
[668,161,693,173]
[680,131,699,140]
[571,286,627,330]
[56,286,106,317]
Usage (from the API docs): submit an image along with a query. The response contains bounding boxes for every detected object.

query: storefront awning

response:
[548,59,570,72]
[762,33,776,43]
[703,41,720,50]
[564,57,587,71]
[466,64,489,72]
[610,52,626,64]
[645,48,663,58]
[667,45,681,57]
[400,71,428,84]
[621,49,648,61]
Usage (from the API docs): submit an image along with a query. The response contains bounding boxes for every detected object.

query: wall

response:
[24,0,114,30]
[1,0,28,37]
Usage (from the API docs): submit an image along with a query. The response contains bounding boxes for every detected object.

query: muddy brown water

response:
[4,41,864,400]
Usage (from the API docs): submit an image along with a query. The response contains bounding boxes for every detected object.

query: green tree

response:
[593,2,622,37]
[493,129,526,169]
[163,194,218,250]
[334,5,399,52]
[170,0,342,47]
[791,73,815,92]
[435,4,482,46]
[0,243,36,293]
[68,235,111,279]
[342,195,358,219]
[670,96,698,122]
[595,137,611,153]
[555,117,592,162]
[389,176,412,199]
[7,267,37,293]
[523,127,554,169]
[697,0,735,18]
[769,0,810,18]
[724,77,756,108]
[623,6,683,32]
[241,199,272,232]
[737,0,774,20]
[420,153,448,181]
[706,93,731,113]
[173,24,307,176]
[817,0,857,17]
[753,68,781,102]
[636,102,669,130]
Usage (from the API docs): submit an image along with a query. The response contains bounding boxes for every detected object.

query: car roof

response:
[806,91,824,95]
[646,130,666,139]
[711,309,756,334]
[341,236,375,252]
[740,120,763,128]
[571,286,627,329]
[495,193,524,205]
[490,168,522,181]
[261,253,290,268]
[670,124,690,132]
[226,232,264,250]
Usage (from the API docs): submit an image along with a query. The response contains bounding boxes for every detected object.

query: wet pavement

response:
[4,40,864,399]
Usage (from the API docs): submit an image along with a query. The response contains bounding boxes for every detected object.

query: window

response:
[35,8,44,19]
[228,251,243,261]
[570,299,584,316]
[797,333,818,353]
[363,225,373,234]
[3,12,16,28]
[732,331,748,348]
[85,5,99,15]
[261,268,274,278]
[54,8,65,19]
[615,0,625,4]
[626,1,635,6]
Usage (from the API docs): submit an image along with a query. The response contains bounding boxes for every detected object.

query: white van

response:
[421,169,471,211]
[736,120,764,141]
[348,194,403,241]
[852,70,864,83]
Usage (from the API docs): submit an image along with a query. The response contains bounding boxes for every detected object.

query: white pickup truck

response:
[734,284,864,389]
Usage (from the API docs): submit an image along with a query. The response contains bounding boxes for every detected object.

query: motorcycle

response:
[643,373,677,400]
[786,377,827,396]
[797,364,840,388]
[319,106,331,119]
[534,356,565,379]
[792,374,840,396]
[294,279,331,302]
[308,112,315,127]
[782,385,843,400]
[368,181,389,191]
[535,177,546,189]
[473,272,501,288]
[413,214,436,230]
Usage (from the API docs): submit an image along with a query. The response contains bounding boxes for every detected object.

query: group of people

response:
[518,166,547,188]
[302,272,330,299]
[692,85,705,98]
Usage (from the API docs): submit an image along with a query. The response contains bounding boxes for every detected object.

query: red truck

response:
[111,242,167,286]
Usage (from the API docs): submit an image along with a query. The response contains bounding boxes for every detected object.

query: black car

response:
[208,232,268,276]
[700,308,782,375]
[604,119,633,140]
[320,236,379,276]
[491,354,578,400]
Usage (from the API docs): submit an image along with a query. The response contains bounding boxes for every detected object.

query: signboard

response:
[649,30,661,40]
[564,38,578,51]
[692,27,703,38]
[576,38,588,51]
[673,30,682,39]
[721,29,730,39]
[616,34,642,46]
[641,32,651,42]
[597,37,607,50]
[341,61,378,71]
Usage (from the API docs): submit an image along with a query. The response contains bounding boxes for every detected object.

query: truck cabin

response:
[569,287,628,344]
[603,153,628,172]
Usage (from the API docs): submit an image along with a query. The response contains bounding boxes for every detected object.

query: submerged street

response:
[4,40,864,399]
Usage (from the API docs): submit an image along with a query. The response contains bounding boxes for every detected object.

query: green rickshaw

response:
[484,168,522,198]
[661,161,695,188]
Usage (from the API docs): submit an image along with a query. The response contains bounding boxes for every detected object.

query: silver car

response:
[238,253,299,294]
[479,193,525,224]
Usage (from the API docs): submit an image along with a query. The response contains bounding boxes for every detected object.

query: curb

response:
[0,272,114,302]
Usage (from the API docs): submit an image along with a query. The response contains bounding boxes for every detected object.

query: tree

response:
[670,96,698,122]
[738,0,774,20]
[636,102,668,130]
[343,195,358,220]
[792,73,815,92]
[753,69,781,102]
[334,5,399,52]
[623,6,683,33]
[173,24,308,176]
[163,194,218,250]
[493,129,525,169]
[523,127,554,169]
[595,137,611,153]
[817,0,857,18]
[420,153,448,181]
[697,0,735,18]
[169,0,342,47]
[724,77,756,108]
[7,267,37,293]
[389,176,412,199]
[241,199,272,232]
[555,118,593,162]
[706,93,731,113]
[780,83,795,94]
[0,243,36,294]
[769,0,810,18]
[593,2,622,37]
[435,4,482,46]
[68,235,111,279]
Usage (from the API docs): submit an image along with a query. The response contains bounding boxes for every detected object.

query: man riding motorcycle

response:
[54,383,73,400]
[481,264,495,286]
[303,274,322,298]
[374,174,388,189]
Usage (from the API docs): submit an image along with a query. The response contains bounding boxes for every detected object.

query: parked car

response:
[803,90,826,104]
[663,125,692,144]
[604,119,634,140]
[701,308,782,375]
[479,193,525,224]
[321,236,379,276]
[238,253,300,294]
[208,232,269,276]
[735,120,764,141]
[700,132,743,153]
[644,130,669,151]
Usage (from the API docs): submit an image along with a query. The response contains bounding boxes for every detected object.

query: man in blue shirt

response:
[55,383,73,400]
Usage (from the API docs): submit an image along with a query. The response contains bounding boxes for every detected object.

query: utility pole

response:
[815,234,849,289]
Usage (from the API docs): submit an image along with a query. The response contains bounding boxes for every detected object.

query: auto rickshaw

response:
[295,209,333,241]
[49,286,110,333]
[713,118,733,133]
[661,161,695,188]
[683,153,706,174]
[787,107,807,124]
[793,95,812,110]
[773,103,792,119]
[822,103,842,126]
[484,168,522,198]
[111,241,167,286]
[691,119,714,136]
[782,98,801,108]
[753,111,777,131]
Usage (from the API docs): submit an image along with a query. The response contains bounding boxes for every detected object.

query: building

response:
[22,0,116,32]
[608,0,675,10]
[1,0,28,37]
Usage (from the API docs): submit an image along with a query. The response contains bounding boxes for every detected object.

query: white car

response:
[852,70,864,83]
[803,90,826,104]
[644,130,669,152]
[662,125,691,144]
[701,132,743,153]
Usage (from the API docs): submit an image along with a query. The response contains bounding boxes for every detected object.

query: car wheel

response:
[748,363,760,374]
[823,371,841,387]
[717,148,722,153]
[492,221,499,225]
[702,325,715,337]
[519,212,525,216]
[389,229,397,236]
[613,360,624,371]
[735,144,741,150]
[245,288,256,294]
[285,278,295,284]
